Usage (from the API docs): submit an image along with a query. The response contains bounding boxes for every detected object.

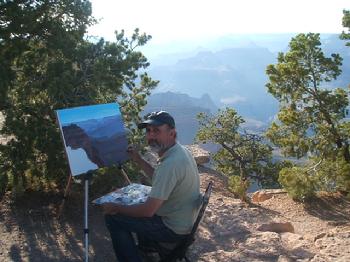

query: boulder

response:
[185,144,210,165]
[251,191,273,203]
[257,222,295,233]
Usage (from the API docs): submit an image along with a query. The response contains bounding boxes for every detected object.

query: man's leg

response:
[105,214,142,262]
[105,214,185,262]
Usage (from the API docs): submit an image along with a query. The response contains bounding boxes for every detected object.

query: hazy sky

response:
[89,0,350,44]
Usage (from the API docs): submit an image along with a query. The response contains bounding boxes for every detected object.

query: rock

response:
[243,232,282,255]
[314,232,327,241]
[265,189,287,194]
[142,150,158,167]
[313,230,350,261]
[217,225,251,239]
[185,144,210,165]
[197,250,238,262]
[327,220,348,226]
[277,255,295,262]
[251,191,273,202]
[251,189,287,203]
[281,232,304,242]
[281,232,315,259]
[310,254,330,261]
[257,222,295,233]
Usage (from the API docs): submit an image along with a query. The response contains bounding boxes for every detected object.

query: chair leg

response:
[184,256,190,262]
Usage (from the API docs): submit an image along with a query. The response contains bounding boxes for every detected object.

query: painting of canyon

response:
[56,103,129,176]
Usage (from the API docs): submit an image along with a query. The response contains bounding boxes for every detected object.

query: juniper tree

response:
[265,33,350,198]
[196,108,280,201]
[0,0,157,194]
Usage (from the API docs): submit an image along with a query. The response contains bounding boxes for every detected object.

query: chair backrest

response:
[190,181,213,237]
[161,181,213,261]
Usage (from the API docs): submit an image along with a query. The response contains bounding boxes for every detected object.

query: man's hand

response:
[102,203,120,215]
[127,145,142,163]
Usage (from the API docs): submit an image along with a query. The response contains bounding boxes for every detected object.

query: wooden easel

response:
[57,165,131,218]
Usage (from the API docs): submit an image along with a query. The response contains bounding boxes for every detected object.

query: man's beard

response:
[148,140,167,153]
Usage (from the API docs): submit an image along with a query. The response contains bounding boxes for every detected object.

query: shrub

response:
[228,175,250,202]
[279,166,316,201]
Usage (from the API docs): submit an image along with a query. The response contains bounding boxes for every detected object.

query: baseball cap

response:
[137,111,175,129]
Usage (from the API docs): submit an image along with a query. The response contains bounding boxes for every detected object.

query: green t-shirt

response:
[149,143,200,235]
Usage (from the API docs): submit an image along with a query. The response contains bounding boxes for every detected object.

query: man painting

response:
[103,111,200,261]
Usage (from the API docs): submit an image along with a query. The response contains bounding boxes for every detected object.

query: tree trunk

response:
[343,142,350,163]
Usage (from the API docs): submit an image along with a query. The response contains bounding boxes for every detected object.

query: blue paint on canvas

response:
[58,103,121,125]
[56,103,129,176]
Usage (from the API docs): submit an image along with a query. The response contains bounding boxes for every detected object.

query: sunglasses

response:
[144,111,168,119]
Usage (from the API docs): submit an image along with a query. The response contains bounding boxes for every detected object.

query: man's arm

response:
[127,146,154,178]
[103,197,163,217]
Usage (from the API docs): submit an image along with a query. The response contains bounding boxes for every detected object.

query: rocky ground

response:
[1,166,350,262]
[193,168,350,262]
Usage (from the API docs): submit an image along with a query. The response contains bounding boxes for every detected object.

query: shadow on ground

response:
[0,184,116,262]
[304,193,350,222]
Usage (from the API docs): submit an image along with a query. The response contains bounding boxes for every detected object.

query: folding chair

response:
[138,181,213,262]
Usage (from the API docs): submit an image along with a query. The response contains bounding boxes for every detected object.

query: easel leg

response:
[119,165,131,185]
[58,174,72,218]
[84,177,89,262]
[58,171,91,261]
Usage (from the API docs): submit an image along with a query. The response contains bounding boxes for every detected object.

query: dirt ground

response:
[1,167,350,262]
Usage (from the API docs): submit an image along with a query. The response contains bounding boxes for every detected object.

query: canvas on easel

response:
[56,102,129,262]
[56,102,129,176]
